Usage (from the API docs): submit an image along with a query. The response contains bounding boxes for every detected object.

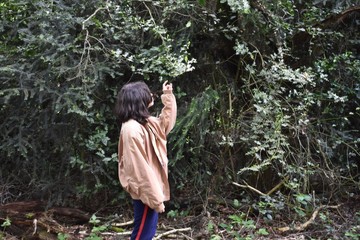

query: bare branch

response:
[232,181,267,196]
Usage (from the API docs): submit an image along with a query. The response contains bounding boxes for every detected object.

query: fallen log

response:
[0,201,45,213]
[0,200,91,238]
[0,200,90,223]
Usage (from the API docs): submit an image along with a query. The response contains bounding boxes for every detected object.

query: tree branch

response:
[232,181,266,196]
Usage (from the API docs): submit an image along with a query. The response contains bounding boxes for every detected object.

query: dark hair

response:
[115,81,152,125]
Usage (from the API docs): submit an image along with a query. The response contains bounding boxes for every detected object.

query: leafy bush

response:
[0,0,358,218]
[0,0,195,206]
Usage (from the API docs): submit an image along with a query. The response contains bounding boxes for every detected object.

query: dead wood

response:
[111,219,134,227]
[154,227,192,239]
[0,200,91,238]
[49,207,90,223]
[101,231,132,237]
[277,204,342,232]
[0,200,45,213]
[232,181,267,196]
[0,201,90,222]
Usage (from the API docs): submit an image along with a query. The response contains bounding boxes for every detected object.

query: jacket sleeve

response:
[119,126,165,210]
[159,89,177,135]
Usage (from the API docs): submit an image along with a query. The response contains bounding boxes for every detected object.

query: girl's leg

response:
[131,200,159,240]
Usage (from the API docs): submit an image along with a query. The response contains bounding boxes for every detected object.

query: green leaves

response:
[169,87,219,164]
[0,0,199,206]
[1,217,11,228]
[0,0,359,225]
[106,1,196,78]
[220,0,250,14]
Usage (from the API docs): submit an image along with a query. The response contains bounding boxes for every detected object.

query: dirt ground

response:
[0,195,359,239]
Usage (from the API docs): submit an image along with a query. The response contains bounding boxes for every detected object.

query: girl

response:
[115,81,177,239]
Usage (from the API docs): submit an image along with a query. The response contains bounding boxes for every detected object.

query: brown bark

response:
[315,6,360,29]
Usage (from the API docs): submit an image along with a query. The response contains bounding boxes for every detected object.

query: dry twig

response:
[111,220,134,227]
[101,231,132,236]
[154,227,192,240]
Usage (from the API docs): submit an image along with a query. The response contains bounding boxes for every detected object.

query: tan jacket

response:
[118,90,177,211]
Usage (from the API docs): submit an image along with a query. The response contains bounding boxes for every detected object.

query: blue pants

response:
[131,200,159,240]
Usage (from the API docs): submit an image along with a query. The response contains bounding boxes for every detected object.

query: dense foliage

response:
[1,0,359,237]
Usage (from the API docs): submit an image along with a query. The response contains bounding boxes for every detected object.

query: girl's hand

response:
[163,80,173,92]
[155,203,165,213]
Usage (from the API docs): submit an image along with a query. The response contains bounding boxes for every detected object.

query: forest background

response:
[1,0,359,239]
